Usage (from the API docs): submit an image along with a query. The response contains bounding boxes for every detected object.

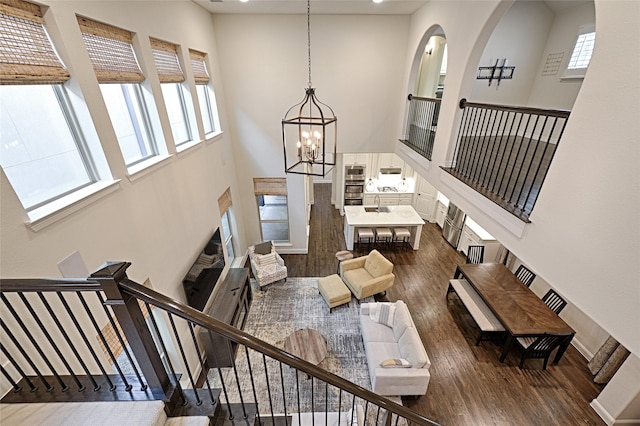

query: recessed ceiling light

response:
[373,0,383,3]
[240,0,249,3]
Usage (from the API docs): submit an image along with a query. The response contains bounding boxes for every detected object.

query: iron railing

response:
[443,99,570,221]
[0,262,440,425]
[400,94,441,161]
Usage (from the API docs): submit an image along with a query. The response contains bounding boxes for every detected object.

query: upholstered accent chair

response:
[339,249,394,300]
[248,241,287,287]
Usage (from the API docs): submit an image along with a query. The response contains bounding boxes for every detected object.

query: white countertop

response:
[344,205,425,226]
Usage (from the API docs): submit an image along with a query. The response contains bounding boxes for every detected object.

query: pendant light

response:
[281,0,337,176]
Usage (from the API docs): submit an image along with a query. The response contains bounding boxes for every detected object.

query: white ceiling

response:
[195,0,592,15]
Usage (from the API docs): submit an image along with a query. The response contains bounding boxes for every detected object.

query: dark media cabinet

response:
[198,268,252,368]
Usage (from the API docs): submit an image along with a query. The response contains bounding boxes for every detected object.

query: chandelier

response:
[282,0,337,176]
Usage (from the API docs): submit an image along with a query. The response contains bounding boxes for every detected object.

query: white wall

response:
[471,0,554,106]
[528,2,596,109]
[211,14,410,252]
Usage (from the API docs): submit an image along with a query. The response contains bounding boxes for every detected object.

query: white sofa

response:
[359,301,431,396]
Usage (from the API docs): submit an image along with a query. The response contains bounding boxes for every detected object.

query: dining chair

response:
[466,245,485,264]
[515,333,571,369]
[514,264,536,287]
[542,289,567,314]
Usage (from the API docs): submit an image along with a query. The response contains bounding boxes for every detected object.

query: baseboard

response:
[590,399,615,425]
[571,338,594,361]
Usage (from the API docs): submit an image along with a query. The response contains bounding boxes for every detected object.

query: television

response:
[182,228,225,311]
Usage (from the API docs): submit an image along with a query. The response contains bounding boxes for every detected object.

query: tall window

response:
[0,0,99,211]
[150,37,192,147]
[78,16,160,167]
[218,187,235,261]
[189,49,218,135]
[253,178,290,243]
[565,24,595,79]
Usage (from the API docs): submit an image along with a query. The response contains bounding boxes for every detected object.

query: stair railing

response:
[400,94,441,161]
[442,99,570,221]
[1,262,440,425]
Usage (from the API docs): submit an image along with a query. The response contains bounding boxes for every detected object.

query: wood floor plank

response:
[280,183,605,426]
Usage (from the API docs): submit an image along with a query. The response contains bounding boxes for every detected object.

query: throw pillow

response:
[379,358,412,368]
[254,241,272,255]
[369,303,396,327]
[255,252,276,267]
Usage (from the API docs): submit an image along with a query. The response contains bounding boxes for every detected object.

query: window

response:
[150,38,192,147]
[253,178,289,243]
[190,49,218,135]
[78,16,161,167]
[0,0,100,211]
[218,187,236,261]
[564,24,595,79]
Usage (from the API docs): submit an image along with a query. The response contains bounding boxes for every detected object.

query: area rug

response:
[206,277,398,416]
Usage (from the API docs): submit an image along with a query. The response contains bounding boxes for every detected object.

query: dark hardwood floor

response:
[281,183,604,426]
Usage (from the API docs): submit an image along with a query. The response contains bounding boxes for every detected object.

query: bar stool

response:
[335,250,353,274]
[393,227,411,248]
[375,228,393,247]
[357,228,375,247]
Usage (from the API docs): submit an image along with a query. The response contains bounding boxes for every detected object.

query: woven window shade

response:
[150,37,184,84]
[0,0,70,85]
[77,16,144,84]
[218,187,232,215]
[253,178,288,196]
[189,49,209,84]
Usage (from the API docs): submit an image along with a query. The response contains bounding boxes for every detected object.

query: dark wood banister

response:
[459,98,570,118]
[408,94,441,103]
[0,267,440,425]
[118,276,440,426]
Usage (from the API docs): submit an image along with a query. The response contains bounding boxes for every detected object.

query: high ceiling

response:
[195,0,592,15]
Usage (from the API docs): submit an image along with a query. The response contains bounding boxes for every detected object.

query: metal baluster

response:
[420,101,429,155]
[485,108,505,189]
[324,381,328,426]
[187,322,217,406]
[363,400,370,425]
[58,292,108,391]
[77,291,129,391]
[375,405,381,425]
[462,107,481,176]
[279,361,287,418]
[452,103,469,171]
[295,369,301,426]
[510,113,540,209]
[0,364,22,392]
[394,412,400,426]
[526,117,568,213]
[1,294,66,391]
[476,107,496,185]
[471,107,490,182]
[497,112,524,198]
[0,342,35,391]
[262,354,275,422]
[311,375,315,426]
[143,302,185,404]
[337,388,343,426]
[38,293,93,391]
[504,113,533,205]
[0,320,49,391]
[492,110,516,193]
[96,292,146,391]
[244,346,260,425]
[166,313,201,405]
[517,114,548,211]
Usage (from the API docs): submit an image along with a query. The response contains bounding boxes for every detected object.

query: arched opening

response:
[414,30,447,99]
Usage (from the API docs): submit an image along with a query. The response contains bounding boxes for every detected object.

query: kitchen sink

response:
[364,206,391,213]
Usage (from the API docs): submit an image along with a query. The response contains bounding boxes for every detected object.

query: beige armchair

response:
[339,249,394,300]
[248,241,288,288]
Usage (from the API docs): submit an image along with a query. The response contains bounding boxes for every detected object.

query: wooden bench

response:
[446,279,505,345]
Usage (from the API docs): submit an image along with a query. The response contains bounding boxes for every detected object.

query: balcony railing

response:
[400,94,441,161]
[0,262,439,425]
[442,99,570,222]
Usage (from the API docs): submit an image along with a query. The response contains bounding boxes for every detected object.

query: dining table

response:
[454,262,575,364]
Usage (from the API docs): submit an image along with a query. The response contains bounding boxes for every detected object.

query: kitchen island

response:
[344,205,425,250]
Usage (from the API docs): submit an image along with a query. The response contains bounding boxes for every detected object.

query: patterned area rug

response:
[207,277,388,415]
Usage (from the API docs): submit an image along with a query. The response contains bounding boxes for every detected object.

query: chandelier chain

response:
[307,0,312,88]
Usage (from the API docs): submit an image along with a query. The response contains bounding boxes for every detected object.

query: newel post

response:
[91,261,173,400]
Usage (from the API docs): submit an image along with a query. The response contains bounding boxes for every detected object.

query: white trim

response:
[26,180,121,232]
[126,154,173,182]
[590,399,616,426]
[571,337,595,361]
[176,139,204,155]
[205,130,224,143]
[439,171,527,238]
